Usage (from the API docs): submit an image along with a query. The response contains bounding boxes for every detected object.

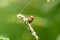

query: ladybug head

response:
[29,16,34,20]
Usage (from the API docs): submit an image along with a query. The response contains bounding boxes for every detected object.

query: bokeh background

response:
[0,0,60,40]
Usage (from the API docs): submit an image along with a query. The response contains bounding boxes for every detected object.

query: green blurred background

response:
[0,0,60,40]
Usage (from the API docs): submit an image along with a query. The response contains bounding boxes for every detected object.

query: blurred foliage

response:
[0,0,60,40]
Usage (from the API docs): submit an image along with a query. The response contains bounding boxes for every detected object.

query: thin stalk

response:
[27,23,39,40]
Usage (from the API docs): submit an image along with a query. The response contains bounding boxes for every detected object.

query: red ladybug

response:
[28,16,34,23]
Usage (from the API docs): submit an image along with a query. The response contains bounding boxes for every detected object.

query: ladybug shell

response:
[28,16,34,23]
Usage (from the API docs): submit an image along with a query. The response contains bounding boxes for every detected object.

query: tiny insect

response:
[17,13,34,24]
[28,16,34,23]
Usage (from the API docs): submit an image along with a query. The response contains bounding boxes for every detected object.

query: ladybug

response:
[27,16,34,23]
